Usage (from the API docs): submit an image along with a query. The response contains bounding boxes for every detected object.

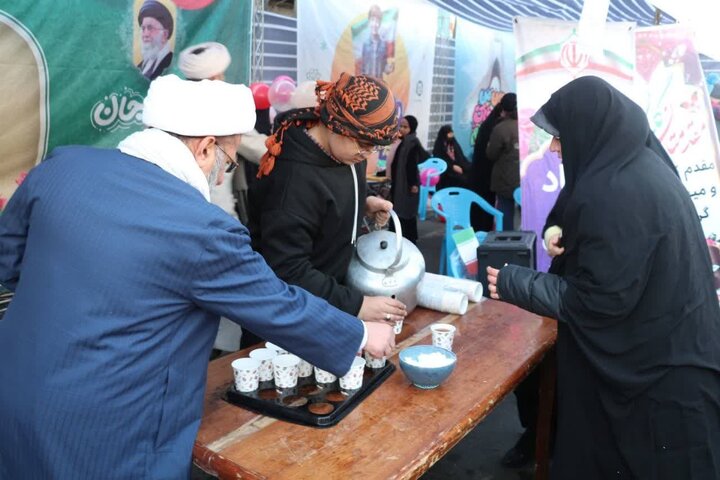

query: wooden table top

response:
[193,300,557,480]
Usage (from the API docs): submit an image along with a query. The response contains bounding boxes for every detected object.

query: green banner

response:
[0,0,251,201]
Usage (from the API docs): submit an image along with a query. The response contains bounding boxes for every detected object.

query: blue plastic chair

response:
[513,187,521,206]
[431,187,503,276]
[417,157,447,221]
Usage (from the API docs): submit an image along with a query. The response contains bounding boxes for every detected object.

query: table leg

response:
[534,346,556,480]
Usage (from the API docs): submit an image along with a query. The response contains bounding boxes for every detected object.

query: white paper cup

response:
[431,324,456,352]
[265,341,288,355]
[364,351,386,369]
[272,354,300,388]
[297,358,314,377]
[231,358,261,393]
[249,348,278,382]
[314,366,337,385]
[339,356,366,391]
[394,318,404,335]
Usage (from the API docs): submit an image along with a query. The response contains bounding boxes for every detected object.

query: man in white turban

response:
[0,75,395,479]
[178,41,231,81]
[177,42,239,220]
[178,41,260,354]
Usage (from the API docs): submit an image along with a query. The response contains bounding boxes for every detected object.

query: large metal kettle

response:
[346,210,425,313]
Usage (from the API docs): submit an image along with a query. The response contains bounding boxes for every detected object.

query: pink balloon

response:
[268,78,296,112]
[273,75,296,85]
[420,168,440,187]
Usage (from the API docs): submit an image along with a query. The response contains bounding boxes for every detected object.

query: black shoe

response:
[501,431,535,468]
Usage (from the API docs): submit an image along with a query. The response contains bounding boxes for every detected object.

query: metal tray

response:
[225,362,395,428]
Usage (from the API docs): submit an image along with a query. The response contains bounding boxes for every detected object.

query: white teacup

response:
[297,358,314,378]
[249,348,278,382]
[364,351,386,369]
[265,341,288,355]
[430,323,456,352]
[314,366,337,385]
[272,354,300,388]
[231,358,260,393]
[339,356,366,391]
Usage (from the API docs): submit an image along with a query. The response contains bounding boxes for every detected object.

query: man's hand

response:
[364,321,395,358]
[358,296,406,324]
[410,185,418,194]
[365,196,393,227]
[487,266,501,300]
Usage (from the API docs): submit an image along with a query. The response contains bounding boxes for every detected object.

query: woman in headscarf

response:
[433,125,471,190]
[389,115,428,244]
[486,93,519,231]
[248,73,407,327]
[470,102,503,232]
[487,76,720,479]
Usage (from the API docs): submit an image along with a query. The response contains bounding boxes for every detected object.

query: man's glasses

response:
[216,144,239,173]
[355,139,385,155]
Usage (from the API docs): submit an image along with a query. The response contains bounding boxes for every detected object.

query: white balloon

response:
[290,80,318,109]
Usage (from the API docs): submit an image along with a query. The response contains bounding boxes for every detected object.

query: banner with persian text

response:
[513,17,636,272]
[634,25,720,241]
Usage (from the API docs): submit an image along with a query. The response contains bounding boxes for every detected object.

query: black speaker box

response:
[477,231,537,298]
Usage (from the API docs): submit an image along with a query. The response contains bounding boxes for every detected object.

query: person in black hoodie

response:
[433,125,472,190]
[248,73,407,328]
[487,76,720,479]
[389,115,428,243]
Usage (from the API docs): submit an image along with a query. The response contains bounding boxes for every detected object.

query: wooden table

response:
[193,300,557,480]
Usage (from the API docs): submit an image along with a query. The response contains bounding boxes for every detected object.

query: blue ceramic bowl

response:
[399,345,457,389]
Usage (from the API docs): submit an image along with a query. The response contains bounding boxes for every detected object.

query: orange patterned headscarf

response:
[257,73,398,178]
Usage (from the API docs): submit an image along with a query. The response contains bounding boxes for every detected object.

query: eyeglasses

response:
[355,139,385,155]
[215,144,239,173]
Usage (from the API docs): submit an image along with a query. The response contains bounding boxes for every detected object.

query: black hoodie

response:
[248,123,366,315]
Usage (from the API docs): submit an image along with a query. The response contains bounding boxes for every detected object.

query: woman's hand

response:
[486,266,501,300]
[452,165,463,174]
[358,296,407,324]
[365,196,392,227]
[547,234,565,257]
[410,185,419,194]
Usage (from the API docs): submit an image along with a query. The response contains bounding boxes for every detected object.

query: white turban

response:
[142,74,256,136]
[178,42,231,80]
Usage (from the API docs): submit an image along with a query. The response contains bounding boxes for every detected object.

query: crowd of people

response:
[1,21,719,480]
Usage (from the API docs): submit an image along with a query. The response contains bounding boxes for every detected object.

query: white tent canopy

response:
[425,0,675,31]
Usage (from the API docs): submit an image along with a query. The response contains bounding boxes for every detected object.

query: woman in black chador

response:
[432,125,471,189]
[487,76,720,479]
[389,115,428,243]
[470,103,503,232]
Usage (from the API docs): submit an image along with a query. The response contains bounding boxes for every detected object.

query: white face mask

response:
[207,145,226,187]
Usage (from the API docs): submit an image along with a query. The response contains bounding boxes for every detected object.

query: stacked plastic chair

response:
[431,187,503,276]
[513,186,522,206]
[416,157,447,221]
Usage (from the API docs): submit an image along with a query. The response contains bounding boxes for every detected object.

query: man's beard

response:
[141,38,164,62]
[207,154,224,188]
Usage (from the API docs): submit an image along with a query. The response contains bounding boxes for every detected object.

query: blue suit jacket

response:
[0,147,364,479]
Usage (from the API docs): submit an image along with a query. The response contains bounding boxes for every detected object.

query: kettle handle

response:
[388,209,403,269]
